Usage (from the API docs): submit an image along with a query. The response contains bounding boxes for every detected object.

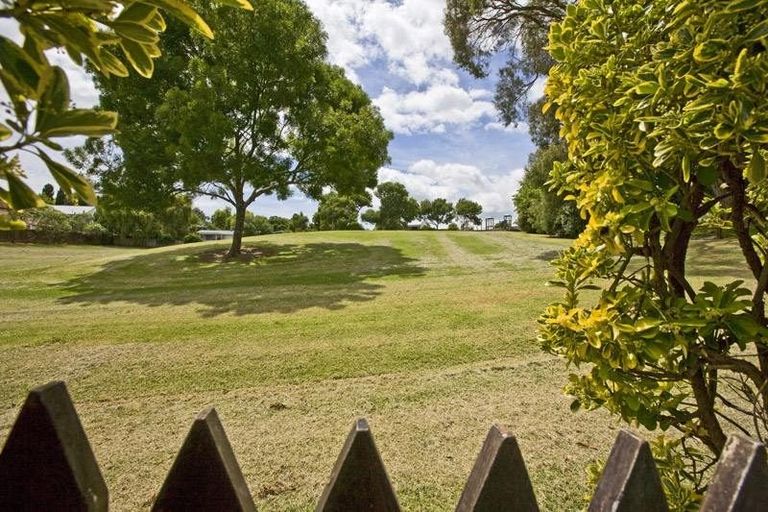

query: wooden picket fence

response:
[1,381,767,511]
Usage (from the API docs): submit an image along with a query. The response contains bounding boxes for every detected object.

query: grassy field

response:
[0,231,749,510]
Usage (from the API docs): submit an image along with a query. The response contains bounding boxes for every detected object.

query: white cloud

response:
[375,85,496,134]
[484,121,529,134]
[378,160,524,216]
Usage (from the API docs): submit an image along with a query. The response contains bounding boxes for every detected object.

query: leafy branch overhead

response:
[541,0,768,504]
[0,0,251,227]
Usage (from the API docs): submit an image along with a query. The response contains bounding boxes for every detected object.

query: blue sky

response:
[2,0,540,221]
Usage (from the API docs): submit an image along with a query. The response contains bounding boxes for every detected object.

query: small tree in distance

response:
[363,182,419,230]
[419,198,455,229]
[455,198,482,230]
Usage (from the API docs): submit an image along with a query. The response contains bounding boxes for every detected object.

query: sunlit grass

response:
[0,231,748,510]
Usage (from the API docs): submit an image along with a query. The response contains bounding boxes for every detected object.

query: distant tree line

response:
[360,182,484,231]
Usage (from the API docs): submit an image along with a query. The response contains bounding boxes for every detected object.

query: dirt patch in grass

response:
[196,246,279,263]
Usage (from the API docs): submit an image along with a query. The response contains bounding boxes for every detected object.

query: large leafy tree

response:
[363,182,419,230]
[542,0,768,498]
[155,0,391,256]
[455,198,483,230]
[419,198,455,229]
[0,0,249,228]
[313,193,365,231]
[66,16,196,211]
[514,144,585,238]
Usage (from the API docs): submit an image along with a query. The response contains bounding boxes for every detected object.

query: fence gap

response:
[315,418,400,512]
[0,381,108,511]
[152,407,256,512]
[455,424,539,512]
[588,429,668,512]
[700,435,768,511]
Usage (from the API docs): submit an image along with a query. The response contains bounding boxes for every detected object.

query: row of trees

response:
[361,182,483,230]
[447,0,768,507]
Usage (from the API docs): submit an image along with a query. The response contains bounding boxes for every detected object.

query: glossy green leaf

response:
[112,21,161,44]
[141,0,214,38]
[4,172,47,209]
[120,39,154,77]
[747,151,766,183]
[218,0,253,10]
[36,150,98,205]
[37,108,118,138]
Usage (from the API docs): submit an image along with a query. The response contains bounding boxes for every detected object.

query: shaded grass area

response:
[0,231,748,510]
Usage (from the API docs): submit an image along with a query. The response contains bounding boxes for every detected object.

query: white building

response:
[197,230,234,241]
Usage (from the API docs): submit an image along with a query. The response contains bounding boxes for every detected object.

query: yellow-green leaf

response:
[0,123,11,141]
[120,39,154,77]
[37,108,118,138]
[140,0,214,39]
[37,151,98,205]
[747,151,766,184]
[218,0,253,10]
[112,21,161,44]
[4,172,47,209]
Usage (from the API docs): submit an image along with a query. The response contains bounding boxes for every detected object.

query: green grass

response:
[0,232,749,510]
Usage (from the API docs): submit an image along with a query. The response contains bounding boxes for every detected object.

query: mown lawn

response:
[0,231,747,510]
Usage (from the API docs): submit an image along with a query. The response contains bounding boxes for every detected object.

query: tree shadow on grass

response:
[59,241,426,317]
[686,238,752,280]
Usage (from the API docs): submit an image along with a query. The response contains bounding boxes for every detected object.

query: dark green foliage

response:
[184,233,203,243]
[419,198,455,229]
[365,182,419,230]
[313,194,363,231]
[242,213,273,236]
[96,195,195,245]
[211,208,233,230]
[513,144,584,238]
[41,184,54,204]
[269,216,291,233]
[455,198,483,229]
[54,189,71,206]
[289,212,310,232]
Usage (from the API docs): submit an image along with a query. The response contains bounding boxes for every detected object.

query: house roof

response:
[50,205,96,215]
[197,230,235,235]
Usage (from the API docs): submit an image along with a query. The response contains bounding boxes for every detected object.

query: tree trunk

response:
[227,203,246,258]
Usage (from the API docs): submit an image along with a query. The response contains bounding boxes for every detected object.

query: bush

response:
[447,223,459,231]
[157,233,176,246]
[184,233,203,243]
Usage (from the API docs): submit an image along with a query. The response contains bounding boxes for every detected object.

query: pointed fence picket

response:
[1,381,766,511]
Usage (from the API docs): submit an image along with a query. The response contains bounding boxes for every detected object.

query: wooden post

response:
[152,407,256,512]
[455,424,539,512]
[588,430,668,512]
[0,381,108,511]
[700,435,768,511]
[315,418,400,512]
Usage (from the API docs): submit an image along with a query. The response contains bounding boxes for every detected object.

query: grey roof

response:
[197,230,235,235]
[50,205,96,215]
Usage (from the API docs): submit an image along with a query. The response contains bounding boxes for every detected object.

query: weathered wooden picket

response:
[1,381,767,511]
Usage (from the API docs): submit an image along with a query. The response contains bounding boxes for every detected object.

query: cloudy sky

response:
[2,0,539,220]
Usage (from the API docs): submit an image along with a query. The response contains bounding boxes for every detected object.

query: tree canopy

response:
[363,182,419,230]
[541,0,768,501]
[150,0,390,256]
[444,0,567,131]
[419,198,455,229]
[313,193,364,231]
[0,0,249,229]
[455,198,483,229]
